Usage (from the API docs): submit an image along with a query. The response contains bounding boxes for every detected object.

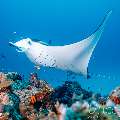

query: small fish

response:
[48,40,52,45]
[0,54,6,60]
[13,32,17,34]
[30,95,36,104]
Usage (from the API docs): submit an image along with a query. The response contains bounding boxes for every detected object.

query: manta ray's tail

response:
[73,11,112,77]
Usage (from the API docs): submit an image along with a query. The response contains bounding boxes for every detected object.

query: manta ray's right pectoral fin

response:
[73,11,112,77]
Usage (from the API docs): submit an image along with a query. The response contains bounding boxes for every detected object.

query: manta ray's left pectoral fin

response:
[73,11,112,77]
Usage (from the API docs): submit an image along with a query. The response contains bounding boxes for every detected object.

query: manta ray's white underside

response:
[10,11,112,77]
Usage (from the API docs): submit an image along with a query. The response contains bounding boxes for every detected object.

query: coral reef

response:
[50,81,93,107]
[0,72,120,120]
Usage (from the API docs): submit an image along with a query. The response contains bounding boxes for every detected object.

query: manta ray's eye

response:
[28,41,32,45]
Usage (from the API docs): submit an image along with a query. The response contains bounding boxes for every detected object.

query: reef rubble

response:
[0,72,120,120]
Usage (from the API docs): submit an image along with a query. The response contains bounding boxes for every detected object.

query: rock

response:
[6,72,23,81]
[50,81,93,107]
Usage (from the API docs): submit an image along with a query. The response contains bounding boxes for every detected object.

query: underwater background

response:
[0,0,120,95]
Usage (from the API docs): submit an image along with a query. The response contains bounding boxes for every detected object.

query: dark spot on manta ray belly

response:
[34,53,57,67]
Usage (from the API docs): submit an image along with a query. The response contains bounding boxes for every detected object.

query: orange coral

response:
[30,96,36,104]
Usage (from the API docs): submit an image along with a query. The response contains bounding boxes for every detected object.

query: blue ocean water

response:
[0,0,120,95]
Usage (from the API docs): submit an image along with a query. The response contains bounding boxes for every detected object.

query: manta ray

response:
[9,11,112,77]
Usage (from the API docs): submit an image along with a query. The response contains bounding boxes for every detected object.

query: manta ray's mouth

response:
[9,42,25,52]
[16,47,25,52]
